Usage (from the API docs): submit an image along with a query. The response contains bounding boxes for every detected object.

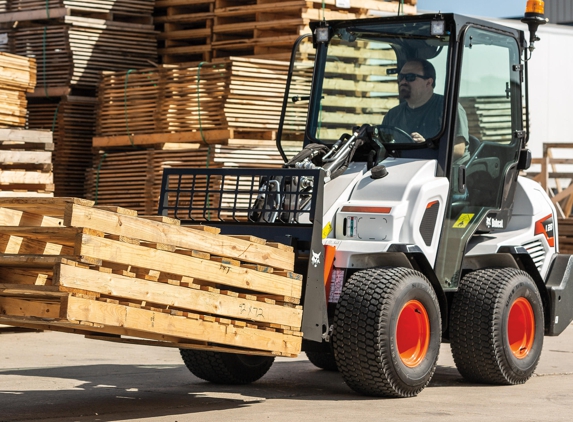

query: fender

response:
[462,246,553,333]
[347,244,448,334]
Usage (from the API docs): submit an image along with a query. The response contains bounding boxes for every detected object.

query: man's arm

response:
[454,103,470,162]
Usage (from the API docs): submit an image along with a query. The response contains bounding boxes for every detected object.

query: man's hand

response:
[411,132,425,143]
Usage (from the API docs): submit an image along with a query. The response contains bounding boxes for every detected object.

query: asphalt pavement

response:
[1,323,572,422]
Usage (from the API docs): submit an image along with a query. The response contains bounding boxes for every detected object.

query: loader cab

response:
[278,14,527,289]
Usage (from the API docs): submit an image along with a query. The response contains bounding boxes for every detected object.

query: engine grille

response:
[522,239,546,272]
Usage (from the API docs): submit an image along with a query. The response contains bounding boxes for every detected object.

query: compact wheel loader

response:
[159,2,573,397]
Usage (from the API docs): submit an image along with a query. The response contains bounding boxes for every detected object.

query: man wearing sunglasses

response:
[382,59,469,163]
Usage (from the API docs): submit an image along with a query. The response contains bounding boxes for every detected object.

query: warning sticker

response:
[453,213,474,228]
[322,222,333,239]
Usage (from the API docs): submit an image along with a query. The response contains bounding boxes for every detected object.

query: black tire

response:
[450,268,544,385]
[179,349,275,385]
[332,267,441,397]
[306,350,338,371]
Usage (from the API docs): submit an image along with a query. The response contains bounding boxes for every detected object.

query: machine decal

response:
[453,213,475,228]
[311,250,322,267]
[486,216,504,229]
[535,214,555,247]
[328,269,345,303]
[322,221,333,239]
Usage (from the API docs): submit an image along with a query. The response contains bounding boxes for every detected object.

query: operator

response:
[382,59,470,164]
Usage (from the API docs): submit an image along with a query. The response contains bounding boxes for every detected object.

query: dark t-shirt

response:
[382,93,470,164]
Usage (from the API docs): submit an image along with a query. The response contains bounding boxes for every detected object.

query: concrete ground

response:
[1,324,572,422]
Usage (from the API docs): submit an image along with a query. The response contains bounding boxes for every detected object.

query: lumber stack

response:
[307,40,399,140]
[0,197,303,357]
[85,146,219,215]
[10,16,157,94]
[0,2,158,199]
[1,5,157,95]
[558,218,573,253]
[460,96,514,142]
[0,52,36,127]
[94,57,301,142]
[27,96,96,198]
[154,0,417,64]
[0,129,54,197]
[89,56,315,211]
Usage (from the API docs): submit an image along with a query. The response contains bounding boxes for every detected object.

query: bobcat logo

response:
[311,250,321,267]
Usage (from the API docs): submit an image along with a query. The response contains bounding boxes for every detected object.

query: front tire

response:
[306,350,338,371]
[450,268,544,384]
[179,349,275,385]
[332,267,441,397]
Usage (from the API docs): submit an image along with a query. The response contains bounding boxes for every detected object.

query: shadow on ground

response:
[0,359,465,421]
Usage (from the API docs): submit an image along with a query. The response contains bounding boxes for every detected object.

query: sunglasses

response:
[398,73,427,82]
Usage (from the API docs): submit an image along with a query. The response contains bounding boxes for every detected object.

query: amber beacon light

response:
[522,0,548,51]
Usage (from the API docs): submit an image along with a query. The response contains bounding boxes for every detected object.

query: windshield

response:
[309,21,451,147]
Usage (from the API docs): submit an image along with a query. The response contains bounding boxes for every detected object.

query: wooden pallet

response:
[211,0,416,59]
[0,197,302,356]
[155,0,215,64]
[0,129,54,197]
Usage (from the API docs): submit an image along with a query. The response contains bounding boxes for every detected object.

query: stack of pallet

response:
[0,2,158,198]
[0,129,54,197]
[154,0,417,64]
[0,52,36,127]
[94,57,301,142]
[0,197,303,357]
[88,55,314,213]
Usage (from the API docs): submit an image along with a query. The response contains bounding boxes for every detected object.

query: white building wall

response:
[493,19,573,158]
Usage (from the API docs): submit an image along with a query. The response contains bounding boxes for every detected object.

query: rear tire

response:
[450,268,544,384]
[179,349,275,385]
[306,350,338,371]
[332,267,441,397]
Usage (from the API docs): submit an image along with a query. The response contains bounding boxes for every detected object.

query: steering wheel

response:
[374,125,415,143]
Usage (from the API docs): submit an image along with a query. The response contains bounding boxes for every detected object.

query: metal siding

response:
[546,0,573,24]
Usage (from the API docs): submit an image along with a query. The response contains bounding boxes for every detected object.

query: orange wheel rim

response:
[508,297,535,359]
[396,300,431,367]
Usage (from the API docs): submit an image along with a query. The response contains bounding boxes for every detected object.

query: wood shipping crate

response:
[0,197,303,356]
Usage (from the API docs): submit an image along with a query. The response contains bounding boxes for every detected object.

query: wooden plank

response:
[85,334,284,357]
[0,296,61,318]
[64,295,301,354]
[93,129,231,147]
[54,263,303,327]
[0,7,68,23]
[0,227,83,246]
[64,203,295,271]
[0,129,52,143]
[0,197,94,217]
[75,233,301,297]
[0,151,52,164]
[0,207,63,227]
